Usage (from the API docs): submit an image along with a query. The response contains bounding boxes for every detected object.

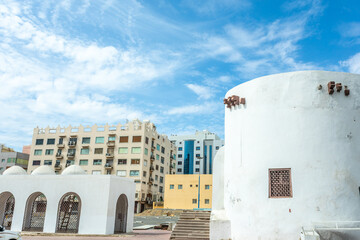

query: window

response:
[131,147,141,154]
[190,184,193,187]
[117,170,126,176]
[47,138,55,145]
[178,147,182,151]
[95,137,104,143]
[34,149,42,155]
[130,170,139,176]
[79,159,88,165]
[80,148,89,155]
[178,161,182,165]
[82,137,91,144]
[205,185,210,190]
[205,199,210,204]
[45,149,54,155]
[58,138,64,144]
[269,168,292,198]
[159,186,163,193]
[118,159,127,165]
[144,148,148,155]
[160,176,164,183]
[32,160,40,165]
[161,157,164,164]
[156,144,160,151]
[178,154,182,158]
[94,148,103,154]
[161,146,165,153]
[144,160,147,166]
[195,168,200,172]
[145,137,149,144]
[196,146,201,150]
[93,159,102,165]
[156,154,159,160]
[170,184,174,189]
[120,136,128,143]
[1,159,4,163]
[143,171,147,177]
[108,136,116,141]
[44,160,52,165]
[195,161,200,165]
[131,159,140,164]
[196,154,200,158]
[92,170,101,175]
[132,136,141,142]
[66,160,75,166]
[155,175,158,181]
[177,168,182,172]
[216,146,219,150]
[156,165,159,170]
[192,199,197,204]
[160,166,164,173]
[35,139,44,145]
[119,147,128,154]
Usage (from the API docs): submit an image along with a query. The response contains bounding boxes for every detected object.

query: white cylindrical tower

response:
[223,71,360,239]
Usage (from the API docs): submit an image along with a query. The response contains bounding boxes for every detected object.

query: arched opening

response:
[22,192,47,231]
[114,194,128,233]
[56,193,81,233]
[0,192,15,230]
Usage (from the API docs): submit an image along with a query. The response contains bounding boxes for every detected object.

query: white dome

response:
[61,165,86,175]
[31,165,56,175]
[3,166,27,175]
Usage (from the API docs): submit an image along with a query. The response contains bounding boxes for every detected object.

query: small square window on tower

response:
[269,168,292,198]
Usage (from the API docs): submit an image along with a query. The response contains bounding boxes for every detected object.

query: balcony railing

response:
[104,163,113,169]
[54,164,62,170]
[67,153,75,158]
[57,143,65,148]
[106,153,114,158]
[56,153,63,159]
[68,141,76,147]
[107,141,115,147]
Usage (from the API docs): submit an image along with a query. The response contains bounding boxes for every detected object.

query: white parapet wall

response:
[0,165,135,234]
[212,71,360,240]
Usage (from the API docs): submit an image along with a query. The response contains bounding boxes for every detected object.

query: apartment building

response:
[169,130,224,174]
[164,174,212,209]
[28,119,176,213]
[0,144,29,174]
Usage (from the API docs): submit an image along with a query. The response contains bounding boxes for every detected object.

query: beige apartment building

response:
[28,119,176,213]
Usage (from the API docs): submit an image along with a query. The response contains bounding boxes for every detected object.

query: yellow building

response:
[164,174,212,209]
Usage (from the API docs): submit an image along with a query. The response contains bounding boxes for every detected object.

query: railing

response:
[104,163,113,169]
[153,202,164,209]
[106,153,114,158]
[107,141,115,147]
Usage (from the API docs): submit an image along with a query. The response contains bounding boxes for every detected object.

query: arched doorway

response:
[114,194,128,233]
[56,193,81,233]
[22,192,47,231]
[0,192,15,230]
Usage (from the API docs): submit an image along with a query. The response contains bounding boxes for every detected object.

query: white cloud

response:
[167,102,219,115]
[340,52,360,73]
[185,84,214,99]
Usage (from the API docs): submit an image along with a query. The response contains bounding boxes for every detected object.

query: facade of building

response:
[22,145,31,154]
[28,119,176,213]
[211,71,360,240]
[0,144,29,174]
[0,165,135,234]
[169,130,224,175]
[164,174,212,209]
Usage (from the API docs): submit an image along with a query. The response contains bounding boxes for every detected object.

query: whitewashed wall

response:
[222,71,360,239]
[0,175,135,234]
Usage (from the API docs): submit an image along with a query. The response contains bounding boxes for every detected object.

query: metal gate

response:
[23,194,47,231]
[56,193,81,233]
[2,195,15,230]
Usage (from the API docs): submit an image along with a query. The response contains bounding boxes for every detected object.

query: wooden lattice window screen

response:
[269,168,292,198]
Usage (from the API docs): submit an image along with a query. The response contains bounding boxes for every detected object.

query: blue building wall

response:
[184,140,194,174]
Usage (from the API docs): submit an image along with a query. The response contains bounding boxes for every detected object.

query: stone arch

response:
[22,192,47,231]
[114,194,128,233]
[0,192,15,230]
[56,192,81,233]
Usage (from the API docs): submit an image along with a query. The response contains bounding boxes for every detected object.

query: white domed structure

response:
[3,166,27,175]
[61,165,86,175]
[31,165,56,175]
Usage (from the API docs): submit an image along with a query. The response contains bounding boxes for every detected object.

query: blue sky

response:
[1,0,360,151]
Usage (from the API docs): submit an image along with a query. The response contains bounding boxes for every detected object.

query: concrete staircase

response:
[170,210,210,240]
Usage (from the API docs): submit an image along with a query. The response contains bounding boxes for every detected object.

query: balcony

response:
[54,164,62,170]
[56,153,63,159]
[67,153,75,159]
[107,141,115,147]
[104,163,113,170]
[151,145,155,151]
[68,141,76,147]
[57,143,65,148]
[82,144,90,148]
[150,166,154,172]
[106,153,114,158]
[150,155,155,161]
